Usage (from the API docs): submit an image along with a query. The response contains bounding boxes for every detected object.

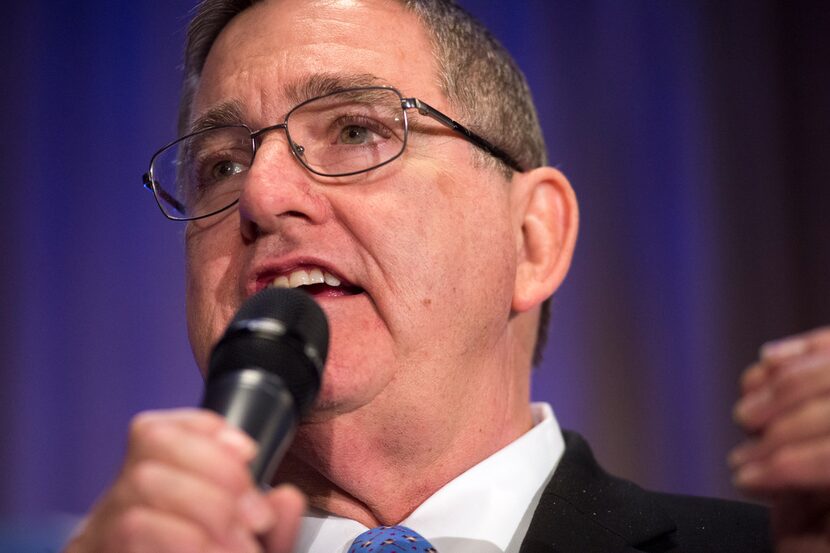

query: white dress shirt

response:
[294,402,565,553]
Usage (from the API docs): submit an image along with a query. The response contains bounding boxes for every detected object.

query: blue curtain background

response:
[2,0,828,540]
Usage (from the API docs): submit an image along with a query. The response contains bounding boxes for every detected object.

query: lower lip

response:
[272,283,363,299]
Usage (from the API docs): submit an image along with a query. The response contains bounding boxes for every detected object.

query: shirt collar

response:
[295,402,565,553]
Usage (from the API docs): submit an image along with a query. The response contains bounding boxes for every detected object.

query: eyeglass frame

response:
[143,85,525,222]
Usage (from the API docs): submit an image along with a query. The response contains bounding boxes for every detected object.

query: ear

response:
[510,166,579,313]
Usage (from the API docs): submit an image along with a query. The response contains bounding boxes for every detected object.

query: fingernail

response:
[761,337,808,361]
[217,427,257,459]
[733,462,764,487]
[238,489,274,532]
[734,389,771,424]
[740,362,766,390]
[728,442,756,468]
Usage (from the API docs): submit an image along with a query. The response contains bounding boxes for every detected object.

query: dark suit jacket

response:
[520,432,772,553]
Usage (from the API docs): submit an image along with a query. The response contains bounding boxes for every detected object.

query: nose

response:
[237,129,330,241]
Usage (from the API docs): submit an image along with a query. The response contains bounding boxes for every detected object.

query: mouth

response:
[263,266,364,299]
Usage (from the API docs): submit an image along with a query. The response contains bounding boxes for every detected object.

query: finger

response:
[106,506,230,553]
[761,326,830,363]
[733,435,830,492]
[130,409,258,461]
[262,484,306,553]
[126,414,257,494]
[734,350,830,431]
[730,397,830,467]
[125,461,274,542]
[740,360,771,396]
[742,326,830,397]
[238,488,279,533]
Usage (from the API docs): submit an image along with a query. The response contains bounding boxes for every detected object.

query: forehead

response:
[192,0,442,124]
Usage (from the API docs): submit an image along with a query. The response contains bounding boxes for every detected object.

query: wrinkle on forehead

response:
[191,71,394,131]
[192,0,444,128]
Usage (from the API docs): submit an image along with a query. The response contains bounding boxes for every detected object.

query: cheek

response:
[438,201,516,310]
[347,171,516,346]
[417,177,516,290]
[184,224,241,372]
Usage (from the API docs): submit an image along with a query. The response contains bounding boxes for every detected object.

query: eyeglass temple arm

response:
[143,173,187,215]
[401,98,524,173]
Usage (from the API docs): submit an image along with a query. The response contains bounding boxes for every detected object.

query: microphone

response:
[200,287,329,486]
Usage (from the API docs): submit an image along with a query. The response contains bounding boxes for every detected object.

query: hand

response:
[63,408,305,553]
[730,327,830,553]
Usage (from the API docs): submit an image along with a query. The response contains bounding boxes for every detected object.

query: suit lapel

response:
[519,431,677,553]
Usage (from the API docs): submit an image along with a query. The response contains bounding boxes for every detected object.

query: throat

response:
[278,419,449,527]
[276,451,410,527]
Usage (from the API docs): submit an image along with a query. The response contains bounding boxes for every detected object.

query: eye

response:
[189,153,249,195]
[212,159,246,180]
[339,125,371,145]
[330,115,393,147]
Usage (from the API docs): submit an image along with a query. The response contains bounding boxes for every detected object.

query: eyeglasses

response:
[143,86,524,221]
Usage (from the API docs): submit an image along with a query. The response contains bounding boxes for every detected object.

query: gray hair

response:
[178,0,553,365]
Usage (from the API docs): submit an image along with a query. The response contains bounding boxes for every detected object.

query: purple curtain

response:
[2,0,828,539]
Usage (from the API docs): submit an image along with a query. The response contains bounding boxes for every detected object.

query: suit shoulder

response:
[538,432,773,553]
[645,491,771,552]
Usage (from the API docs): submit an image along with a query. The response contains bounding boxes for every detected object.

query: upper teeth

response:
[271,268,342,289]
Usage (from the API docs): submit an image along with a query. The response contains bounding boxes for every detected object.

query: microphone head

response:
[207,287,329,416]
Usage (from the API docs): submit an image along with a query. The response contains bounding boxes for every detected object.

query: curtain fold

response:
[1,0,827,520]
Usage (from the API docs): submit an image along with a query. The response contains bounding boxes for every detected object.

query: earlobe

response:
[511,167,579,313]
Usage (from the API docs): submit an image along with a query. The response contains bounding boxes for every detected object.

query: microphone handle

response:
[201,368,296,486]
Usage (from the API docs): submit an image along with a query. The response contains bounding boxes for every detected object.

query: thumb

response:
[262,484,306,553]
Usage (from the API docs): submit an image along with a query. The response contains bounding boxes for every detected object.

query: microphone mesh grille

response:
[233,287,329,362]
[209,288,329,415]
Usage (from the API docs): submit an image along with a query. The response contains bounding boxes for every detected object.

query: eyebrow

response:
[282,72,388,105]
[189,100,245,134]
[188,72,390,135]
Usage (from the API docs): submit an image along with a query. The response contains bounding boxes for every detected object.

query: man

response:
[65,0,830,552]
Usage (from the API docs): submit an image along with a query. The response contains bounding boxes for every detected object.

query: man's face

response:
[186,0,520,421]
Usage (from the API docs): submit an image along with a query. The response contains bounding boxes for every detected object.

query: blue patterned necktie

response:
[348,525,438,552]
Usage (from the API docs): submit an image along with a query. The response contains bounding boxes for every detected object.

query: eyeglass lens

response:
[150,87,407,220]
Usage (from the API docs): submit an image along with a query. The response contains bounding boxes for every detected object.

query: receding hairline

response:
[180,0,439,135]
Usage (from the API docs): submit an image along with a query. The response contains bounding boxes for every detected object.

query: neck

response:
[276,345,534,526]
